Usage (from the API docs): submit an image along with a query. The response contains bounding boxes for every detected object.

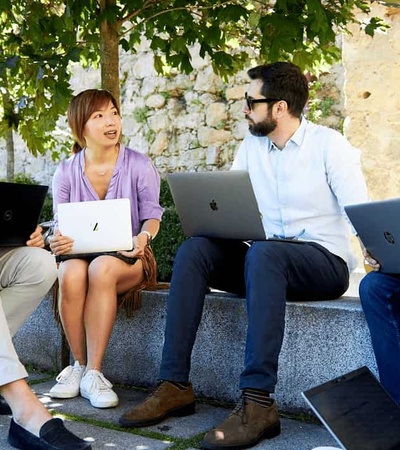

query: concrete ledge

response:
[14,272,376,413]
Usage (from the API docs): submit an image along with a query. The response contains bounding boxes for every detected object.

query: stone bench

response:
[13,271,376,414]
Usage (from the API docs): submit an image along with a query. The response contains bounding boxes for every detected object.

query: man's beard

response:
[248,116,277,137]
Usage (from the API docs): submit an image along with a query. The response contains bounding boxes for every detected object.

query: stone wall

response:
[0,43,256,185]
[343,2,400,200]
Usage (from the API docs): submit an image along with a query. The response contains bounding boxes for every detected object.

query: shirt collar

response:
[267,116,308,152]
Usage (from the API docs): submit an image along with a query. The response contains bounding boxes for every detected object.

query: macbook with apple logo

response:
[166,170,266,241]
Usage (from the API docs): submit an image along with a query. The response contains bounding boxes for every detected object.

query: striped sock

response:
[166,380,190,390]
[243,388,271,407]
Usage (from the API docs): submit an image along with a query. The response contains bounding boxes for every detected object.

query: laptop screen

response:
[302,367,400,450]
[0,182,48,247]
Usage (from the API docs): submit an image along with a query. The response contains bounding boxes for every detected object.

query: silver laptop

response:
[167,171,266,241]
[0,182,48,246]
[302,366,400,450]
[57,198,133,254]
[345,199,400,273]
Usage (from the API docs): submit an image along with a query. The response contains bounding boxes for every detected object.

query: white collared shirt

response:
[231,118,368,271]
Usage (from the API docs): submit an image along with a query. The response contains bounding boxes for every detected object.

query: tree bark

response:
[99,0,121,106]
[1,71,15,181]
[5,128,14,182]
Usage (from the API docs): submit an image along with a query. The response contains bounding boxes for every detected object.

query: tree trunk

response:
[1,71,15,181]
[99,0,120,106]
[5,128,15,181]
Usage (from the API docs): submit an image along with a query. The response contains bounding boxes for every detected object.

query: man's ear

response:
[273,100,288,117]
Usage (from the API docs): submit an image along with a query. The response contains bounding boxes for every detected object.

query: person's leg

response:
[80,255,144,408]
[49,259,89,399]
[84,255,144,371]
[0,247,57,337]
[0,247,57,387]
[240,241,349,392]
[2,378,91,449]
[57,259,90,364]
[202,241,349,450]
[0,249,89,448]
[119,237,247,427]
[0,247,57,414]
[159,237,247,382]
[359,271,400,404]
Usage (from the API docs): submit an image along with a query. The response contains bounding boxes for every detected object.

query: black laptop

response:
[345,199,400,273]
[302,366,400,450]
[0,182,48,246]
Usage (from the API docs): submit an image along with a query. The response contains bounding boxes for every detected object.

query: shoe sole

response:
[199,422,281,450]
[119,401,196,427]
[81,390,119,409]
[49,391,80,399]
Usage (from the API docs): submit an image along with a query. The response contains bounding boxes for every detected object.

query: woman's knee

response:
[87,256,120,285]
[59,259,88,287]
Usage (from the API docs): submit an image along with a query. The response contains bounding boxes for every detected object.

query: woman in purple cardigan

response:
[48,89,163,409]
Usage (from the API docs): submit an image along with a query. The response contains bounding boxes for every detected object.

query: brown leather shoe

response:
[201,396,280,449]
[119,381,195,427]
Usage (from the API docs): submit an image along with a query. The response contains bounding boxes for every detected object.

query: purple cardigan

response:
[52,145,163,236]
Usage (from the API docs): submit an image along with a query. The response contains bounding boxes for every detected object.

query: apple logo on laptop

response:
[383,231,395,245]
[209,199,218,211]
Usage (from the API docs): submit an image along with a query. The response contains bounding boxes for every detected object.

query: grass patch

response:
[52,412,209,449]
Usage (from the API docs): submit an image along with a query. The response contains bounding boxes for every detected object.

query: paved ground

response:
[0,371,339,450]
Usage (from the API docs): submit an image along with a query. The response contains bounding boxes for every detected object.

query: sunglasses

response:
[245,92,281,111]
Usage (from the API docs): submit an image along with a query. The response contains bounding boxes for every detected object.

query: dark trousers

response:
[159,237,349,392]
[359,271,400,405]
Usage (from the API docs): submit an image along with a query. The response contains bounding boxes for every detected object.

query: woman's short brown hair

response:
[68,89,120,153]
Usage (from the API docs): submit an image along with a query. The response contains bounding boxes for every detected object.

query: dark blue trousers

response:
[359,271,400,405]
[159,237,349,392]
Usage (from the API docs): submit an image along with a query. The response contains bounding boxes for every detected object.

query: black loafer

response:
[8,417,92,449]
[0,395,12,415]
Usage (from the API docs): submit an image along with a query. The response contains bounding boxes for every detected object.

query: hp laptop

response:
[57,198,133,254]
[167,171,266,240]
[0,182,48,246]
[345,199,400,273]
[302,366,400,450]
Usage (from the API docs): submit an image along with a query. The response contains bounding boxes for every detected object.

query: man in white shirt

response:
[119,62,368,450]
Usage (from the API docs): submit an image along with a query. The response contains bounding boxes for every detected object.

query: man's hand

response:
[26,226,45,248]
[358,236,380,271]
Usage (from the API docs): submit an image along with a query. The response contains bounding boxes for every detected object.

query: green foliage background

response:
[151,178,186,282]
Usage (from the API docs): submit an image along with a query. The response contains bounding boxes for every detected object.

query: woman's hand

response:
[49,230,74,256]
[26,226,45,248]
[119,233,149,259]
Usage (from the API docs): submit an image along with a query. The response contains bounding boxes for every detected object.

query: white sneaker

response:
[80,369,119,408]
[312,447,342,450]
[49,361,85,398]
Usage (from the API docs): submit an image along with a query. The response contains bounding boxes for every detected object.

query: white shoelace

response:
[55,365,79,385]
[91,371,113,392]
